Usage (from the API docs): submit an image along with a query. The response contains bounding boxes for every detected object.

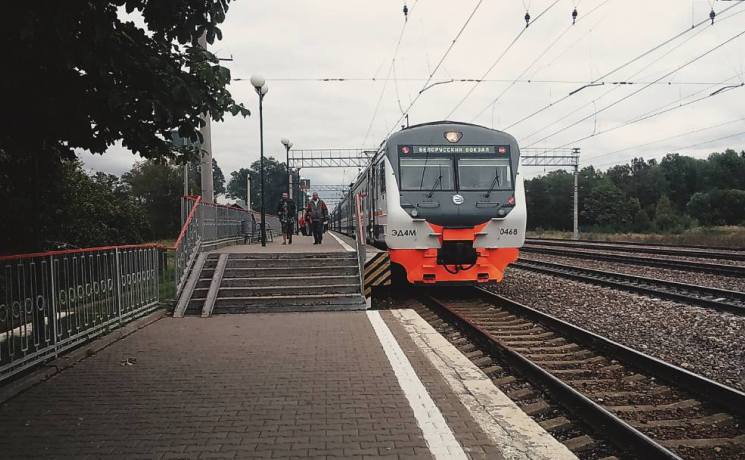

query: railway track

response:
[513,258,745,316]
[522,245,745,277]
[415,287,745,460]
[527,237,745,256]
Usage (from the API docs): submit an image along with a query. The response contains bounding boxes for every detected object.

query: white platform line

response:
[366,310,468,460]
[329,232,355,252]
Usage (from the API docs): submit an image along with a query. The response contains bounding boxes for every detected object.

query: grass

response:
[527,226,745,248]
[158,250,176,311]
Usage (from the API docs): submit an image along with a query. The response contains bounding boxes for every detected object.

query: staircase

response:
[180,252,366,315]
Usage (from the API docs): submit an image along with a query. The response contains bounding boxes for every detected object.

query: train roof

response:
[397,120,508,134]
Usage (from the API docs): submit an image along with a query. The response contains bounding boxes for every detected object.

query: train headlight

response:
[410,209,419,217]
[444,131,462,143]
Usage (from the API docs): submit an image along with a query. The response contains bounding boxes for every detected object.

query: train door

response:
[374,160,386,242]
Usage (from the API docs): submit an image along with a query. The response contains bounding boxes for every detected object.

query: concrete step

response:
[197,275,360,289]
[212,293,367,313]
[190,284,360,302]
[225,258,358,269]
[212,266,360,278]
[226,252,357,260]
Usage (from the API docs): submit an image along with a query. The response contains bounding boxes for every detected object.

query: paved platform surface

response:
[0,310,570,459]
[214,232,346,254]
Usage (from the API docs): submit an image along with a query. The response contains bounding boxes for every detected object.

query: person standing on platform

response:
[277,192,296,245]
[305,192,328,245]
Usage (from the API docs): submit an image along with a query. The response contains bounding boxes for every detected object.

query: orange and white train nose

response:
[388,223,519,284]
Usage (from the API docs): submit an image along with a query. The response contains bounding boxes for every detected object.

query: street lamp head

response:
[281,138,290,147]
[249,75,265,89]
[260,83,269,96]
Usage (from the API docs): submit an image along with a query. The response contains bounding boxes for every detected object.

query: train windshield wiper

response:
[427,175,442,198]
[484,171,500,198]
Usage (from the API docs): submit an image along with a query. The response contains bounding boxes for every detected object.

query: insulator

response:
[524,11,531,28]
[572,8,578,25]
[710,9,715,25]
[403,4,409,21]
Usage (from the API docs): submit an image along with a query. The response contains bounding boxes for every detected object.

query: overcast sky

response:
[81,0,745,202]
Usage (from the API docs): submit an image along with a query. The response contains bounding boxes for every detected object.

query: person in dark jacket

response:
[277,192,296,245]
[304,192,328,244]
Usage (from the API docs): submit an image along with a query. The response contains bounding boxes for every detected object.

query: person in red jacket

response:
[304,192,329,244]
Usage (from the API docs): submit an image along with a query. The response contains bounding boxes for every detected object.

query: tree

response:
[4,1,249,163]
[0,160,150,253]
[227,158,305,213]
[2,1,248,252]
[581,178,635,230]
[122,160,184,240]
[58,165,151,246]
[653,195,685,233]
[687,189,745,226]
[189,158,226,197]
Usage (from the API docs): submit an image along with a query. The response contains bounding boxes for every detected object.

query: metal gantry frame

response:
[288,146,581,236]
[288,148,377,169]
[521,147,581,240]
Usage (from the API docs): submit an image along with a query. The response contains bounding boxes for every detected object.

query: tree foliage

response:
[227,158,304,212]
[526,149,745,233]
[4,0,249,163]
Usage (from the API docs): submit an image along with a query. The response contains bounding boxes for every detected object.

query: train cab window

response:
[399,158,454,191]
[379,162,386,193]
[457,158,512,190]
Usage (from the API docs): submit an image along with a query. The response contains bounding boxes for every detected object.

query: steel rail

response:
[421,293,682,460]
[421,288,745,458]
[522,246,745,276]
[527,236,745,252]
[469,288,745,417]
[525,238,745,261]
[514,259,745,316]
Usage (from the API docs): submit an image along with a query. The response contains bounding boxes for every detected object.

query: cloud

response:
[81,0,745,186]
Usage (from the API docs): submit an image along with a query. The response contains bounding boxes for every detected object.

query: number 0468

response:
[499,228,518,236]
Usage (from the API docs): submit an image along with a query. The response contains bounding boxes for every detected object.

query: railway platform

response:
[0,308,574,459]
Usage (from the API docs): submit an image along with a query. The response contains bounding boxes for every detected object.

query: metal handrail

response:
[0,244,161,381]
[354,194,366,298]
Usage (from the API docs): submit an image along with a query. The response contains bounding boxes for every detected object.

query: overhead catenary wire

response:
[381,0,486,139]
[515,8,743,143]
[524,27,745,148]
[593,128,745,169]
[360,1,419,148]
[550,71,745,150]
[444,0,564,120]
[503,1,745,131]
[237,77,732,86]
[465,0,614,123]
[584,116,745,163]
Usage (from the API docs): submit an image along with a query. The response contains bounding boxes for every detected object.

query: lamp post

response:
[281,138,294,199]
[250,75,269,246]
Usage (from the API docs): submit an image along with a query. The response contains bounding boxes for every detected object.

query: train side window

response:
[379,162,386,193]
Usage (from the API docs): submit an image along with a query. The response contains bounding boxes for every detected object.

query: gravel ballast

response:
[525,244,745,268]
[522,252,745,292]
[486,268,745,391]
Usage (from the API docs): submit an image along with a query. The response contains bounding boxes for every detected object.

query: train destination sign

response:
[398,145,509,155]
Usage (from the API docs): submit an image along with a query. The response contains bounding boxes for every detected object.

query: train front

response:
[384,122,526,284]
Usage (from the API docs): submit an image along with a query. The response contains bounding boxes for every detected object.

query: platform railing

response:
[354,193,366,296]
[174,196,251,298]
[0,244,161,381]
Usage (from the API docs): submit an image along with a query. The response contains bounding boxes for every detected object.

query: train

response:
[330,121,526,284]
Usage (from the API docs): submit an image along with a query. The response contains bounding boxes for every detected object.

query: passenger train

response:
[330,121,526,284]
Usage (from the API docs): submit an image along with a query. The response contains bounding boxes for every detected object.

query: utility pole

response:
[197,33,214,203]
[573,165,579,240]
